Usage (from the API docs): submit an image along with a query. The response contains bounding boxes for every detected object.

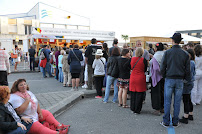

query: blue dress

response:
[68,49,83,73]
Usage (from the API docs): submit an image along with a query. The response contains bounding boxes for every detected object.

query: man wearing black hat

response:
[160,33,190,127]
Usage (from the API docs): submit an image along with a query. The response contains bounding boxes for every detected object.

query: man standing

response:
[109,38,120,56]
[0,43,11,86]
[160,33,190,127]
[85,38,102,90]
[132,40,150,60]
[28,46,36,71]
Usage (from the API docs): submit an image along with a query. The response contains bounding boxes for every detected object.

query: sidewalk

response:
[10,61,39,73]
[35,89,107,117]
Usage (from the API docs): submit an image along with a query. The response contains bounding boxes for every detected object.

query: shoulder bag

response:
[132,57,141,70]
[71,49,80,61]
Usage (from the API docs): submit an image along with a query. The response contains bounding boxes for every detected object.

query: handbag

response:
[11,53,18,58]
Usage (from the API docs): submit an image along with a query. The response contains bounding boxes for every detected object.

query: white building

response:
[0,2,115,52]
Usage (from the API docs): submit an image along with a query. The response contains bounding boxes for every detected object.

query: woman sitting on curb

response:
[0,86,33,134]
[9,79,70,134]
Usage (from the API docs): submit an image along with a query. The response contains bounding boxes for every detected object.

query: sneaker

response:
[179,116,188,124]
[95,96,102,99]
[173,122,180,128]
[59,127,69,134]
[71,88,76,91]
[82,84,88,89]
[57,124,70,131]
[111,101,116,103]
[160,122,169,128]
[188,115,194,120]
[152,110,161,116]
[102,100,107,103]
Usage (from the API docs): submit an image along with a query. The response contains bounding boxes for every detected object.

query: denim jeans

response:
[29,57,35,71]
[163,78,183,125]
[42,62,52,77]
[59,67,63,83]
[103,75,118,102]
[8,121,32,134]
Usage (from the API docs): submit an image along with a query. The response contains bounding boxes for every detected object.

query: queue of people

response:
[0,33,202,133]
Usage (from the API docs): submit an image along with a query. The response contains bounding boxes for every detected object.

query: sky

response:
[0,0,202,42]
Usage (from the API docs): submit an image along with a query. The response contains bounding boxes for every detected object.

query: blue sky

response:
[1,0,202,42]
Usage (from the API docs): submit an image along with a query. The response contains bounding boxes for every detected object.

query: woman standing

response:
[55,47,61,80]
[92,49,106,98]
[13,45,20,71]
[68,44,83,91]
[192,45,202,105]
[117,49,131,108]
[150,43,165,115]
[103,47,120,103]
[102,43,109,87]
[9,79,69,134]
[58,50,65,83]
[130,47,147,114]
[62,50,71,87]
[179,49,196,124]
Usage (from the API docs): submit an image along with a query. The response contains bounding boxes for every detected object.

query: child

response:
[92,49,106,98]
[179,49,196,124]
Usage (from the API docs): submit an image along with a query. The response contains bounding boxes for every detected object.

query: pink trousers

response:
[28,109,60,134]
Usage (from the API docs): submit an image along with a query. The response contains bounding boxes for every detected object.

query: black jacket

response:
[0,103,18,133]
[107,56,119,78]
[160,45,190,80]
[28,48,36,57]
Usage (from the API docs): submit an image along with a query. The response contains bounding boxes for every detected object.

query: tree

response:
[121,35,129,44]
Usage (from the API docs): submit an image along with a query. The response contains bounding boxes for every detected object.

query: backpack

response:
[40,51,45,60]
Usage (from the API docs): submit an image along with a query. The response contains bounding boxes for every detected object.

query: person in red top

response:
[129,47,148,114]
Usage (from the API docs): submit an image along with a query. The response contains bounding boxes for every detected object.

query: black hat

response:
[170,33,183,41]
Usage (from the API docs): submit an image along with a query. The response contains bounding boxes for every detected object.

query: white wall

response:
[0,17,9,34]
[27,3,39,19]
[38,3,90,26]
[0,39,13,53]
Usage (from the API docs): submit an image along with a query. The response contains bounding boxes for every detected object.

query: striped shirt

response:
[0,50,11,73]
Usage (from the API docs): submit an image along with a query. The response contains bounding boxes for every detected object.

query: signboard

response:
[32,27,115,39]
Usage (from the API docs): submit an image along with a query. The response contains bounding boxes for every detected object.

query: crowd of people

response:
[0,32,202,133]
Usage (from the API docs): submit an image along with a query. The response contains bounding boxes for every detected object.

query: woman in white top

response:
[192,45,202,105]
[13,45,20,71]
[9,79,70,134]
[92,49,106,99]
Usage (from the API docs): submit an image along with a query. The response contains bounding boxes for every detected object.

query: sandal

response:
[118,104,123,107]
[122,105,130,108]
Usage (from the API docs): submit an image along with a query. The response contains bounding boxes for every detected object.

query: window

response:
[191,33,197,36]
[28,26,32,35]
[25,26,28,35]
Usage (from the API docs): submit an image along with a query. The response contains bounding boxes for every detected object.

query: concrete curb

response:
[49,89,113,117]
[11,71,39,74]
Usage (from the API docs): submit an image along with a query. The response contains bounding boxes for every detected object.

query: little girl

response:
[92,49,106,98]
[179,49,196,124]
